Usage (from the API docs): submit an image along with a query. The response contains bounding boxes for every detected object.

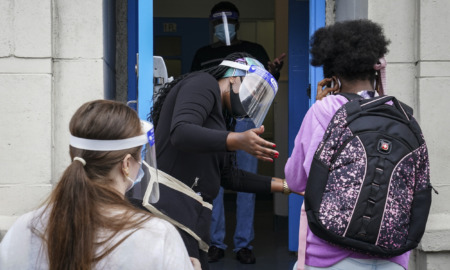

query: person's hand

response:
[226,125,279,162]
[190,257,202,270]
[267,53,286,75]
[316,77,340,101]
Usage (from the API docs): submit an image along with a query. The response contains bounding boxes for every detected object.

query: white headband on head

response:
[69,120,154,151]
[219,60,251,71]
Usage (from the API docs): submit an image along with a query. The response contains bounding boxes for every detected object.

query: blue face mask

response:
[214,24,236,43]
[126,162,145,192]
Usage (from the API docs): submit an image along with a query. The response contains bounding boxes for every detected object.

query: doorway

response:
[119,0,322,265]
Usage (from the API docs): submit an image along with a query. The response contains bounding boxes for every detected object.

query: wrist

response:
[282,179,291,195]
[226,132,239,151]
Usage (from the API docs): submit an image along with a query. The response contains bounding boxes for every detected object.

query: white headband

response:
[219,60,251,71]
[69,120,154,151]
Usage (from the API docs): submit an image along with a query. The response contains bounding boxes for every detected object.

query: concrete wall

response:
[335,0,367,21]
[0,0,113,239]
[368,0,450,269]
[414,1,450,268]
[0,0,53,237]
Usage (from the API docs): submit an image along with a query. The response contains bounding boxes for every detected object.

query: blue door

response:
[287,0,325,252]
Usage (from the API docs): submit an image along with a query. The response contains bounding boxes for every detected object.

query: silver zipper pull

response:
[191,177,199,189]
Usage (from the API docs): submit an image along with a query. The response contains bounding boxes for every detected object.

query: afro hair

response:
[310,19,390,81]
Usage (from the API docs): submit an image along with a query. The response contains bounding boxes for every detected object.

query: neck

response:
[340,79,374,94]
[212,37,240,48]
[217,78,230,110]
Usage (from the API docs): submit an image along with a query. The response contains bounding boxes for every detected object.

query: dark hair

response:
[38,100,150,270]
[211,1,239,17]
[150,52,252,128]
[310,19,390,81]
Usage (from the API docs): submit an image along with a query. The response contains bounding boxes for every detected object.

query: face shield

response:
[220,58,278,127]
[210,11,239,46]
[69,120,160,204]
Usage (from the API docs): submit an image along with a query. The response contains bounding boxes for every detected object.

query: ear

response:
[121,154,132,176]
[235,21,240,31]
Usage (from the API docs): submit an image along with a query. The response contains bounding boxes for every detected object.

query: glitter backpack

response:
[305,94,435,256]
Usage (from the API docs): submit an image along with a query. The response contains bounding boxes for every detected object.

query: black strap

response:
[338,93,362,101]
[357,157,386,237]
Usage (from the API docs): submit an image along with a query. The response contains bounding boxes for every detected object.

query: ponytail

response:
[46,161,97,270]
[44,154,149,269]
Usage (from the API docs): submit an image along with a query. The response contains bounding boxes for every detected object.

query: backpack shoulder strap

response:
[338,93,362,101]
[399,100,414,116]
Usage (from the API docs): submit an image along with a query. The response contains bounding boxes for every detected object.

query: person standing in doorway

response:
[191,1,285,265]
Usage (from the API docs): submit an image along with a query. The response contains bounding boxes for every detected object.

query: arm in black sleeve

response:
[170,73,229,153]
[220,156,272,193]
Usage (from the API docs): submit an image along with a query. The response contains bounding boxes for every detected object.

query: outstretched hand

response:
[226,125,279,162]
[268,53,286,75]
[316,77,340,101]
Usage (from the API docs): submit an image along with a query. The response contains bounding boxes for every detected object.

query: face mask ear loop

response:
[222,11,231,46]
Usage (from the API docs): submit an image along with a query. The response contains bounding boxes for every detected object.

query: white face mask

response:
[126,162,144,192]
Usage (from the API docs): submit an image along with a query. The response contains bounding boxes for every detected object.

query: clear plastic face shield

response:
[69,120,159,204]
[210,11,239,46]
[220,58,278,127]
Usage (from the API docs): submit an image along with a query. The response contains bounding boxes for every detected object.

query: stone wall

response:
[0,0,112,239]
[370,1,450,269]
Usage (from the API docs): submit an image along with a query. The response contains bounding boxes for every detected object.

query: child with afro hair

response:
[285,20,410,270]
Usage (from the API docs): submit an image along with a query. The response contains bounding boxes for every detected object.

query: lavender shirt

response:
[285,95,410,269]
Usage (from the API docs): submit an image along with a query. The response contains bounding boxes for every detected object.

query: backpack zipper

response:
[329,135,356,164]
[191,177,199,189]
[328,131,415,165]
[429,183,439,194]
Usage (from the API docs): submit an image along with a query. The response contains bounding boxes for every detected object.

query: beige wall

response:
[0,0,112,238]
[369,0,450,268]
[0,0,53,234]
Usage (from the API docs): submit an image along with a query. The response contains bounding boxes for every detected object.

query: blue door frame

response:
[287,0,325,252]
[127,0,154,121]
[309,0,325,105]
[137,0,154,121]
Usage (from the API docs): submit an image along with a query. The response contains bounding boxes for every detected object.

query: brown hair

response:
[39,100,151,270]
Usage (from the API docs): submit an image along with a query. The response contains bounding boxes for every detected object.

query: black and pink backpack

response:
[305,94,434,256]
